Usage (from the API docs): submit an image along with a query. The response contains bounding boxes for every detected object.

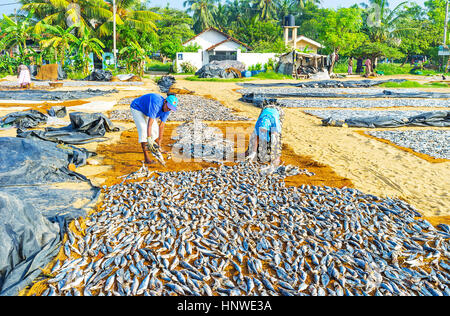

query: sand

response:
[1,75,449,226]
[169,77,450,225]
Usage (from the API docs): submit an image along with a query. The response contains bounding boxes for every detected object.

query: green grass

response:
[252,71,291,80]
[335,61,449,76]
[185,76,254,82]
[67,71,87,80]
[146,60,171,72]
[184,71,291,82]
[378,80,449,88]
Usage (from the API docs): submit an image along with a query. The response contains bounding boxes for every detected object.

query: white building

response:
[175,28,277,73]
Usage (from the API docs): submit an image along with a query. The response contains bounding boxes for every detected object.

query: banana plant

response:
[119,40,149,77]
[39,23,79,67]
[0,10,37,57]
[72,27,105,75]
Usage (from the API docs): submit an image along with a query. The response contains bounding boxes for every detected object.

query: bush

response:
[147,60,171,72]
[264,58,276,71]
[180,61,197,74]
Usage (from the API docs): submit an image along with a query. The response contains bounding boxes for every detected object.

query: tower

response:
[283,15,298,50]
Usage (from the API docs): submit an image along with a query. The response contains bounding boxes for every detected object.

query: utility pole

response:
[444,0,449,46]
[113,0,117,70]
[444,0,449,72]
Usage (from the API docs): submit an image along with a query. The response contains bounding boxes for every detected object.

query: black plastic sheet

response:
[238,79,408,88]
[0,137,100,296]
[47,106,67,118]
[157,75,176,93]
[0,110,48,129]
[241,90,450,101]
[321,111,450,128]
[83,69,113,82]
[196,60,246,79]
[17,112,121,145]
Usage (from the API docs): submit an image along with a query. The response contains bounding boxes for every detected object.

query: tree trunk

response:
[400,55,409,67]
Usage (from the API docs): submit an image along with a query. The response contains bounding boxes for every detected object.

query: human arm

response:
[156,121,165,147]
[245,132,259,161]
[146,117,157,150]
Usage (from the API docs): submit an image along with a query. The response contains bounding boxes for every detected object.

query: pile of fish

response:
[238,87,450,99]
[305,110,431,122]
[41,162,450,296]
[276,98,450,109]
[368,130,450,160]
[171,120,234,162]
[109,95,249,122]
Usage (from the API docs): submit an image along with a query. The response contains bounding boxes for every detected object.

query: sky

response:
[0,0,428,16]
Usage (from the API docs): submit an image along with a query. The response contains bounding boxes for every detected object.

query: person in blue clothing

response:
[245,106,283,166]
[130,93,178,164]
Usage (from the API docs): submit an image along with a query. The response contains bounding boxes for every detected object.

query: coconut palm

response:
[296,0,321,9]
[20,0,111,35]
[96,0,160,38]
[364,0,409,42]
[183,0,218,33]
[254,0,277,21]
[39,23,79,66]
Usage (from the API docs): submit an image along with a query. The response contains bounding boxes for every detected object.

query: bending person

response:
[18,64,31,89]
[130,93,178,164]
[246,106,283,166]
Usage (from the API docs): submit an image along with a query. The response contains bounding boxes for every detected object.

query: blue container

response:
[251,70,259,76]
[242,71,252,78]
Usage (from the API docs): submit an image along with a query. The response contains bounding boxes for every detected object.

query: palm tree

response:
[254,0,277,21]
[21,0,111,35]
[364,0,409,42]
[39,23,79,66]
[296,0,321,9]
[183,0,218,33]
[97,0,160,38]
[73,27,105,75]
[0,10,37,56]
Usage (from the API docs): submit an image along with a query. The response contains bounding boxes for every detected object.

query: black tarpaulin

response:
[17,112,121,145]
[0,137,100,296]
[321,111,450,128]
[0,110,48,129]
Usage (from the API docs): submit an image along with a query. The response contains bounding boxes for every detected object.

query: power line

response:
[0,2,22,7]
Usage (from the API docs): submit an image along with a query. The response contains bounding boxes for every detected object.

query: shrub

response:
[180,61,197,74]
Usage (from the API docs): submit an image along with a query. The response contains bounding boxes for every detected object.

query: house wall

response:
[175,50,203,73]
[296,39,319,53]
[175,49,279,73]
[210,41,242,52]
[237,50,278,70]
[184,30,228,50]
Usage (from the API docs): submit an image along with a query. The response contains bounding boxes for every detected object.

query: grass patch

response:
[378,80,449,88]
[146,60,171,72]
[185,76,255,82]
[335,61,449,76]
[67,71,87,80]
[184,71,291,82]
[252,71,291,80]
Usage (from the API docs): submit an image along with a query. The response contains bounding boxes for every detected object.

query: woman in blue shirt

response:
[130,93,178,164]
[246,106,283,166]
